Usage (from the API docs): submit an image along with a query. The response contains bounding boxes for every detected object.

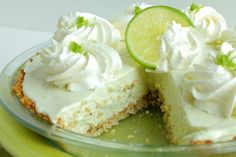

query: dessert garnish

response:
[216,52,236,70]
[189,3,204,13]
[75,16,93,29]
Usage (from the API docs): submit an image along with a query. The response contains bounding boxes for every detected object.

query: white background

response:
[1,0,236,31]
[0,0,236,72]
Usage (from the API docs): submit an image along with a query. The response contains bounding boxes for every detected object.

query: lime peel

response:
[125,6,193,69]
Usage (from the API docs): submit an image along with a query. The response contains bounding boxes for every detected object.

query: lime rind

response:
[125,6,193,69]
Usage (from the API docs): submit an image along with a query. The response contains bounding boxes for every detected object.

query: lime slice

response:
[126,6,193,69]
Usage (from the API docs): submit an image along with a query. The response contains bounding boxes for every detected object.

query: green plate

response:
[0,107,72,157]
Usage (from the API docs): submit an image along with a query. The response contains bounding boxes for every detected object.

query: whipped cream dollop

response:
[157,22,206,72]
[219,42,234,54]
[183,62,236,118]
[185,4,227,43]
[112,3,151,40]
[40,34,122,92]
[220,28,236,48]
[53,12,121,49]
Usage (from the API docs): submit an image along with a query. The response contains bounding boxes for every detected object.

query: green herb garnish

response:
[189,3,204,13]
[134,5,142,15]
[76,16,90,29]
[68,41,89,57]
[216,52,236,70]
[68,41,83,53]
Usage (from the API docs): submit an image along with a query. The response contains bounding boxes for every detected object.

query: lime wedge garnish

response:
[125,6,193,69]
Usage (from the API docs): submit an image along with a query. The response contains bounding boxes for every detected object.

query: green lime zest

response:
[76,16,90,29]
[216,52,236,70]
[69,41,83,53]
[69,41,89,57]
[189,3,204,13]
[134,5,142,15]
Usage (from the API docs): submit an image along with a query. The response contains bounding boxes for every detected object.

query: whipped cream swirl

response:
[220,28,236,48]
[157,22,206,72]
[185,5,227,43]
[183,63,236,118]
[40,34,122,92]
[53,12,121,49]
[219,42,234,55]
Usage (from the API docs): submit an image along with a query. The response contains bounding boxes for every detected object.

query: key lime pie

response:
[13,3,236,144]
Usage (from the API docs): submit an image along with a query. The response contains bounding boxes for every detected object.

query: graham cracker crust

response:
[191,140,213,145]
[86,98,148,136]
[12,69,51,122]
[159,94,178,144]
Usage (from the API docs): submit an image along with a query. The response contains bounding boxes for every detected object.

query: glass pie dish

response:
[1,41,236,157]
